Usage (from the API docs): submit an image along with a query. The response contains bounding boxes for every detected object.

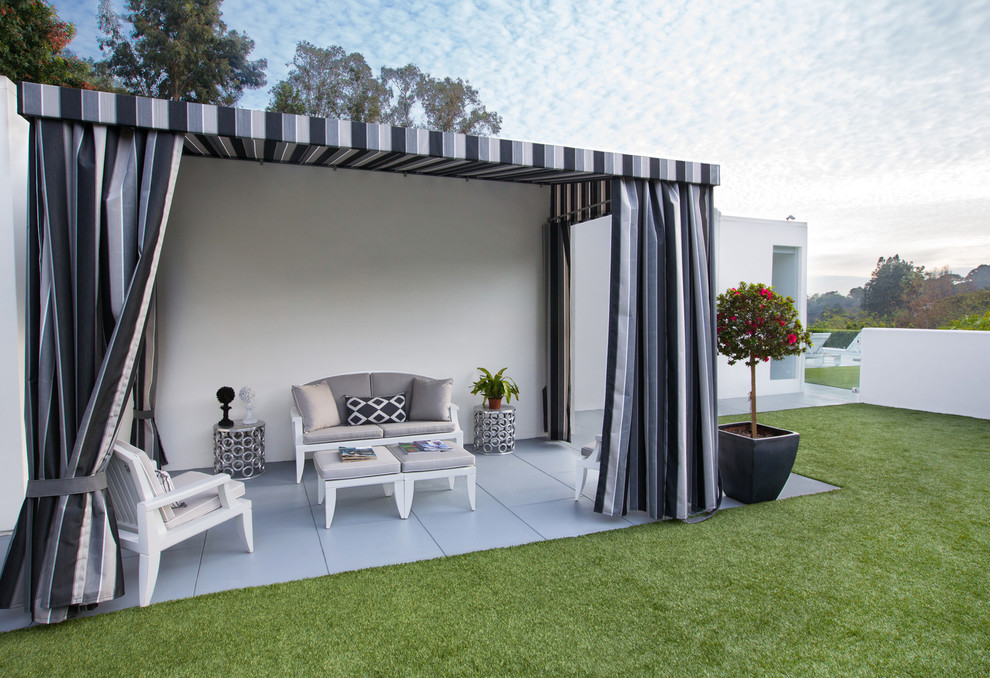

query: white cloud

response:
[49,0,990,285]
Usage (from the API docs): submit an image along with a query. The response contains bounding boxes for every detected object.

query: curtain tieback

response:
[26,474,108,498]
[133,409,154,420]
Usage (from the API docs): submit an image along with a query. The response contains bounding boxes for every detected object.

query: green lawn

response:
[1,404,987,676]
[805,365,860,389]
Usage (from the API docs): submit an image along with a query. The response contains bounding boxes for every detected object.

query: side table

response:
[473,405,516,454]
[213,419,266,479]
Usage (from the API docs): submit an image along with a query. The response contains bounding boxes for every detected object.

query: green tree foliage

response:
[0,0,93,87]
[807,290,860,325]
[861,255,923,317]
[942,309,990,331]
[97,0,266,105]
[268,42,502,135]
[960,264,990,292]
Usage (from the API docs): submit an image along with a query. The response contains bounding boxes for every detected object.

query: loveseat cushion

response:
[378,421,456,438]
[409,377,453,421]
[345,393,407,426]
[292,381,341,431]
[302,424,384,445]
[318,373,372,423]
[371,372,416,398]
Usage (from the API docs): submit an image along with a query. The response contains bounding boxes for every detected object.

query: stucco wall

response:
[0,78,29,532]
[715,214,808,400]
[859,328,990,419]
[156,156,549,470]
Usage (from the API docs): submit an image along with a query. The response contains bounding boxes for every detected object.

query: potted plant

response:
[470,367,520,410]
[716,282,811,503]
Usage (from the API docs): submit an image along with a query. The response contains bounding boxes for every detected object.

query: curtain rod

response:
[548,198,612,223]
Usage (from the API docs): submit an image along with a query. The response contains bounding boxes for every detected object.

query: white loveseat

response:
[290,372,464,483]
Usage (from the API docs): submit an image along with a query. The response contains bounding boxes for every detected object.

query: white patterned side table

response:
[213,419,266,479]
[473,405,516,454]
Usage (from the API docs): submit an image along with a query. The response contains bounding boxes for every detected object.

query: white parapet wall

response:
[859,328,990,419]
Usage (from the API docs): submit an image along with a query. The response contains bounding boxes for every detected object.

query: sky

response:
[49,0,990,295]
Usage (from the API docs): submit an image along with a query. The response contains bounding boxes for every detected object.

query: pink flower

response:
[731,316,736,321]
[787,333,797,345]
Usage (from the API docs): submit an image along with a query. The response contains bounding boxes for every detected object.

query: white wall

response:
[860,328,990,419]
[0,77,29,532]
[715,213,808,400]
[157,157,549,469]
[571,217,610,411]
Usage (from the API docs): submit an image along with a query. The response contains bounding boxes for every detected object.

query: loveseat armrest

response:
[290,405,304,444]
[447,402,464,446]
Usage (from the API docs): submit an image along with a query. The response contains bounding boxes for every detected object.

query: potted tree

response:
[470,367,520,410]
[716,282,811,503]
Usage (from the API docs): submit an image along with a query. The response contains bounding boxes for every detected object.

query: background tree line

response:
[0,0,500,134]
[809,258,990,331]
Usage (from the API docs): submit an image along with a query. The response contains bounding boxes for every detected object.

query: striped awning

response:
[17,82,720,187]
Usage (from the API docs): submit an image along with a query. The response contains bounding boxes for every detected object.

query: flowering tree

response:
[716,282,811,437]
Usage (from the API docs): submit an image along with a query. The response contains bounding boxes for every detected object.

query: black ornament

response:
[217,386,235,428]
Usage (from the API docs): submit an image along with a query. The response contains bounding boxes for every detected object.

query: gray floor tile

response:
[307,483,406,529]
[474,455,575,507]
[412,489,543,556]
[509,496,634,540]
[318,517,445,574]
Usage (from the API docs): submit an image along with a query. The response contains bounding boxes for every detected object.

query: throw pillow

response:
[292,381,342,432]
[345,393,407,426]
[409,377,453,421]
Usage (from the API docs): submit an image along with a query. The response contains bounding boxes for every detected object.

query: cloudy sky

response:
[51,0,990,294]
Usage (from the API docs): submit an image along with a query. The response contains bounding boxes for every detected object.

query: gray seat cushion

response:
[378,421,456,438]
[313,447,401,480]
[371,372,417,398]
[387,443,475,473]
[302,424,383,445]
[166,472,246,528]
[409,377,453,421]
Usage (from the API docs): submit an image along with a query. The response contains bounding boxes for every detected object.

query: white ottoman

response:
[313,447,405,528]
[387,444,476,516]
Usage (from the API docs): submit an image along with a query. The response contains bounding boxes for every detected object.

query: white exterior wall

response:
[157,157,549,470]
[859,328,990,419]
[0,78,29,532]
[715,213,808,400]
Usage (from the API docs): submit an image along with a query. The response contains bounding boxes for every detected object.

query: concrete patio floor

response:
[0,386,848,632]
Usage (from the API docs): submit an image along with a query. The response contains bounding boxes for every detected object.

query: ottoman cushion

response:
[314,447,400,481]
[388,444,475,473]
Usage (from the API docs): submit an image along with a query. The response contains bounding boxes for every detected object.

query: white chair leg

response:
[402,478,415,518]
[325,487,337,529]
[467,469,476,510]
[296,452,304,484]
[394,480,406,519]
[139,552,161,607]
[318,478,325,504]
[383,483,393,497]
[575,467,588,501]
[239,508,254,553]
[447,475,455,490]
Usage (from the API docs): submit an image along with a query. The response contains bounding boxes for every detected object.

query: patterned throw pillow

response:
[344,393,407,426]
[155,469,186,509]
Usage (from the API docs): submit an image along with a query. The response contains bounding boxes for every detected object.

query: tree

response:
[97,0,266,105]
[904,266,960,328]
[416,74,501,135]
[961,264,990,292]
[807,290,855,325]
[0,0,92,87]
[861,255,923,317]
[268,42,502,135]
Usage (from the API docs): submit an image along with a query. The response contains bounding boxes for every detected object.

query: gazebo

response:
[0,79,720,623]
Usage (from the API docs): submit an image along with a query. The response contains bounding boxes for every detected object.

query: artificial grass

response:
[1,404,987,676]
[805,365,861,389]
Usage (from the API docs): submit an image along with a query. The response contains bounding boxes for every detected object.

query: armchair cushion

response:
[409,377,453,421]
[292,381,342,431]
[135,449,175,522]
[164,471,246,528]
[345,393,407,426]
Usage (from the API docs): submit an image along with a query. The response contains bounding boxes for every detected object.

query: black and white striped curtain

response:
[595,178,718,520]
[0,120,183,623]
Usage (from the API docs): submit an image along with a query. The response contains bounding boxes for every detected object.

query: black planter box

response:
[718,423,799,504]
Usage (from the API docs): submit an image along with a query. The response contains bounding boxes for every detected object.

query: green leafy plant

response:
[717,282,811,436]
[469,367,519,405]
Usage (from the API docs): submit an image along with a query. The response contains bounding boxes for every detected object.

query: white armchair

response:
[575,435,602,500]
[107,440,254,607]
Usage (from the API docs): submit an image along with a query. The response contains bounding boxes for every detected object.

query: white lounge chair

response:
[575,436,602,500]
[806,332,838,367]
[107,440,254,607]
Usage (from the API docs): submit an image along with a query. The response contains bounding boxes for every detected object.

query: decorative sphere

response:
[216,386,235,404]
[239,386,256,404]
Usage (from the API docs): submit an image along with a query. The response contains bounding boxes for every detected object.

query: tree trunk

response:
[749,360,758,437]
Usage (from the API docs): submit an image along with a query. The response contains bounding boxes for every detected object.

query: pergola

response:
[2,81,721,623]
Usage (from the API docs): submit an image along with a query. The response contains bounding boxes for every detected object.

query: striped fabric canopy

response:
[18,82,720,188]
